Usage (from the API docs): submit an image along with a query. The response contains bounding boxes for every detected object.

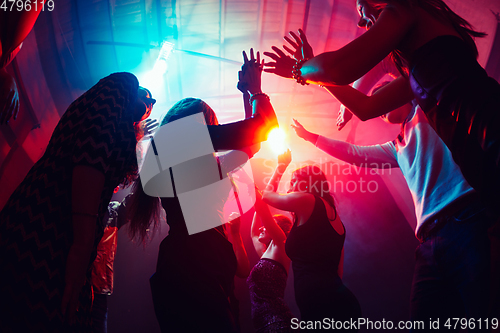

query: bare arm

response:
[291,118,398,168]
[300,5,416,85]
[0,2,45,67]
[337,58,399,129]
[62,165,105,324]
[325,76,413,121]
[250,212,267,257]
[255,189,287,245]
[261,150,315,215]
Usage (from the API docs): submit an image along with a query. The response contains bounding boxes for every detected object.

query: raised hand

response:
[142,118,159,136]
[240,48,264,95]
[277,149,292,172]
[237,68,249,94]
[227,212,242,235]
[337,104,353,131]
[263,46,295,79]
[283,29,314,61]
[0,69,19,125]
[290,118,314,142]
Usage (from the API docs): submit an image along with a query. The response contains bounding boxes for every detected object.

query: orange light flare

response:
[267,127,287,155]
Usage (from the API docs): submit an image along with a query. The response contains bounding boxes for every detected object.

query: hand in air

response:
[290,118,312,141]
[263,46,295,79]
[0,69,19,125]
[227,212,242,235]
[283,29,314,61]
[337,104,353,131]
[277,149,292,172]
[238,48,264,94]
[142,118,159,136]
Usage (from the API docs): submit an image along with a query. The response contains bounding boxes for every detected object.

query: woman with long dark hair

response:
[127,50,279,332]
[262,150,361,328]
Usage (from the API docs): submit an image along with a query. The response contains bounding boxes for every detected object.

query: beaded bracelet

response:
[249,92,270,104]
[292,58,310,86]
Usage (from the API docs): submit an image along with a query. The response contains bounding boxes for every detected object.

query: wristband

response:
[249,92,270,104]
[292,58,310,86]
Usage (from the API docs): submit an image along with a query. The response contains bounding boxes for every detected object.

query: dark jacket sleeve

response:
[207,114,268,151]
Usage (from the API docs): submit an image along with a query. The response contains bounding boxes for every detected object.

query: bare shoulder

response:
[318,197,345,236]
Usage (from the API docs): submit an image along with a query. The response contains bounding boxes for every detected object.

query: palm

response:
[278,149,292,167]
[283,29,314,61]
[263,46,295,79]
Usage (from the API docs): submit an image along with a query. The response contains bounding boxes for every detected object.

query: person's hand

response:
[240,49,264,95]
[283,29,314,61]
[0,68,19,124]
[263,46,295,79]
[142,118,159,136]
[227,212,242,235]
[277,149,291,173]
[337,104,353,131]
[290,118,315,142]
[237,63,250,94]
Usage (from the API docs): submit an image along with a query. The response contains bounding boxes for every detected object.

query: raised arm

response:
[337,57,399,130]
[323,75,413,121]
[208,49,277,151]
[237,62,252,119]
[255,189,287,245]
[299,5,415,85]
[261,150,315,214]
[291,118,398,168]
[250,211,267,257]
[0,2,45,67]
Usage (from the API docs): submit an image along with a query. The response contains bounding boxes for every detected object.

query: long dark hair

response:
[127,178,162,244]
[291,165,337,220]
[363,0,486,76]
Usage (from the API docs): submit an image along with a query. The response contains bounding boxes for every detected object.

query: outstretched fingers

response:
[298,28,309,44]
[263,51,280,61]
[271,46,287,58]
[284,35,299,50]
[287,31,302,47]
[283,45,295,57]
